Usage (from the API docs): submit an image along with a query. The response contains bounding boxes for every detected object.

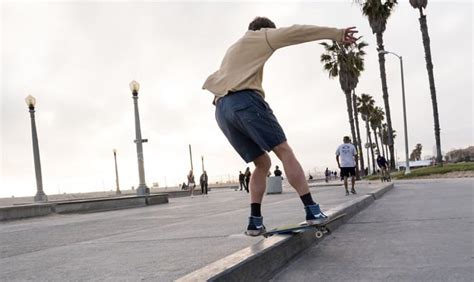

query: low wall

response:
[0,204,53,221]
[0,193,169,221]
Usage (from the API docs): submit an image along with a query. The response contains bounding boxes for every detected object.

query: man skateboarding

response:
[336,136,358,195]
[203,17,358,236]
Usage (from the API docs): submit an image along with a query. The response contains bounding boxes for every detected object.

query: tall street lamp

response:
[113,149,121,195]
[379,50,411,174]
[25,95,48,202]
[129,80,149,195]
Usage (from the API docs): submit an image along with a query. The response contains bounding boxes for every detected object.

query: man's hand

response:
[342,27,358,44]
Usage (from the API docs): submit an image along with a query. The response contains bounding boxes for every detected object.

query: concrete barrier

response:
[0,204,53,221]
[177,183,394,281]
[1,194,169,221]
[52,196,147,214]
[266,177,282,194]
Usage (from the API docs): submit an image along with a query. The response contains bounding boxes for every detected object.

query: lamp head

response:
[25,95,36,109]
[129,80,140,96]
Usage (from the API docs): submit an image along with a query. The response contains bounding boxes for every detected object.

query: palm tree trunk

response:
[344,90,360,175]
[353,91,365,176]
[376,32,396,170]
[418,13,442,165]
[365,119,376,174]
[379,125,386,157]
[373,127,381,156]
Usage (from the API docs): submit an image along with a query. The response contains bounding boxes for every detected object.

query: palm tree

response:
[320,40,368,174]
[352,91,365,175]
[356,0,398,170]
[381,123,397,163]
[370,106,385,156]
[357,94,376,173]
[409,0,442,165]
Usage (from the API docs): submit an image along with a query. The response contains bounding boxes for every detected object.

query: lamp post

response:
[25,95,48,202]
[129,80,149,195]
[379,50,411,174]
[113,149,121,195]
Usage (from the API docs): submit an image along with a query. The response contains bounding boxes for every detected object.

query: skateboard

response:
[262,213,346,239]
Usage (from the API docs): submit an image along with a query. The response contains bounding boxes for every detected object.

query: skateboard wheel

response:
[315,231,323,239]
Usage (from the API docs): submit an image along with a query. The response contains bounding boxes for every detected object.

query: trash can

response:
[266,176,282,194]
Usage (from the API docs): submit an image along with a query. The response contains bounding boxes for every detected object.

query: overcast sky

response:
[1,0,472,197]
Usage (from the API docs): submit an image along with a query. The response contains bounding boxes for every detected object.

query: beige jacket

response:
[202,25,345,101]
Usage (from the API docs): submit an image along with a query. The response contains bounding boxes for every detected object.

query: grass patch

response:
[362,162,474,180]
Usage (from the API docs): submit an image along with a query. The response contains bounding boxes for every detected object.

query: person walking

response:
[238,171,245,191]
[325,167,331,183]
[200,170,209,196]
[274,165,282,178]
[244,167,251,193]
[187,170,196,198]
[336,136,358,195]
[203,16,357,236]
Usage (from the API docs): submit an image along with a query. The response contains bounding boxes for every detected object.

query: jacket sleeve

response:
[265,25,345,51]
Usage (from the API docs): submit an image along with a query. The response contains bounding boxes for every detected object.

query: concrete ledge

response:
[0,203,53,221]
[177,183,394,281]
[368,183,394,199]
[146,194,169,205]
[1,194,169,220]
[52,195,147,214]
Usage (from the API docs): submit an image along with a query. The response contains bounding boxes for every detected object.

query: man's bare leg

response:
[344,176,349,193]
[272,142,309,196]
[351,176,356,193]
[249,153,271,203]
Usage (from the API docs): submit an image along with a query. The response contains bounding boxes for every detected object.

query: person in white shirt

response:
[336,136,358,195]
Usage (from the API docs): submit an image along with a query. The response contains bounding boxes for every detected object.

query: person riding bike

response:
[376,154,389,180]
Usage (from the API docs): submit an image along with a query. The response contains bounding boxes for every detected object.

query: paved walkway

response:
[1,180,384,281]
[271,178,473,281]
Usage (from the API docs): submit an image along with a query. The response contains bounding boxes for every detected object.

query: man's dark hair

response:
[248,17,276,31]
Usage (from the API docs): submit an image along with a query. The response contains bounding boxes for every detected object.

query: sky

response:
[1,0,472,197]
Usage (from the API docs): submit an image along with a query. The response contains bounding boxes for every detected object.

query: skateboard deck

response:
[262,213,346,238]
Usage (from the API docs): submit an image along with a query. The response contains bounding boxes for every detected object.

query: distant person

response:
[333,170,338,180]
[273,165,282,178]
[202,16,357,236]
[308,174,314,180]
[244,167,251,194]
[200,170,209,196]
[238,171,245,191]
[377,154,389,179]
[325,167,331,183]
[336,136,358,195]
[187,170,196,198]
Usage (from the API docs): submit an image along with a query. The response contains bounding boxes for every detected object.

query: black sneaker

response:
[245,216,266,236]
[346,191,350,196]
[351,189,357,194]
[305,204,328,225]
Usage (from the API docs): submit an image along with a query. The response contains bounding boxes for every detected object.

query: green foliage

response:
[396,162,474,179]
[356,0,398,34]
[319,40,368,93]
[363,162,474,180]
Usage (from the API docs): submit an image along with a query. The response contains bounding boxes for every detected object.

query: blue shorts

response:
[215,90,287,163]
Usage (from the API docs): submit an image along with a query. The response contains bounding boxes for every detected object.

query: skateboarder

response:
[336,136,358,195]
[203,17,358,236]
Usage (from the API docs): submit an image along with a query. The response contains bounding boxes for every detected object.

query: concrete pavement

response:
[1,180,382,281]
[271,178,473,281]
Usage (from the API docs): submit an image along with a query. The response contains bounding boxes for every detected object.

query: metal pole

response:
[133,93,149,195]
[399,56,411,174]
[29,107,48,202]
[189,144,193,171]
[113,150,121,195]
